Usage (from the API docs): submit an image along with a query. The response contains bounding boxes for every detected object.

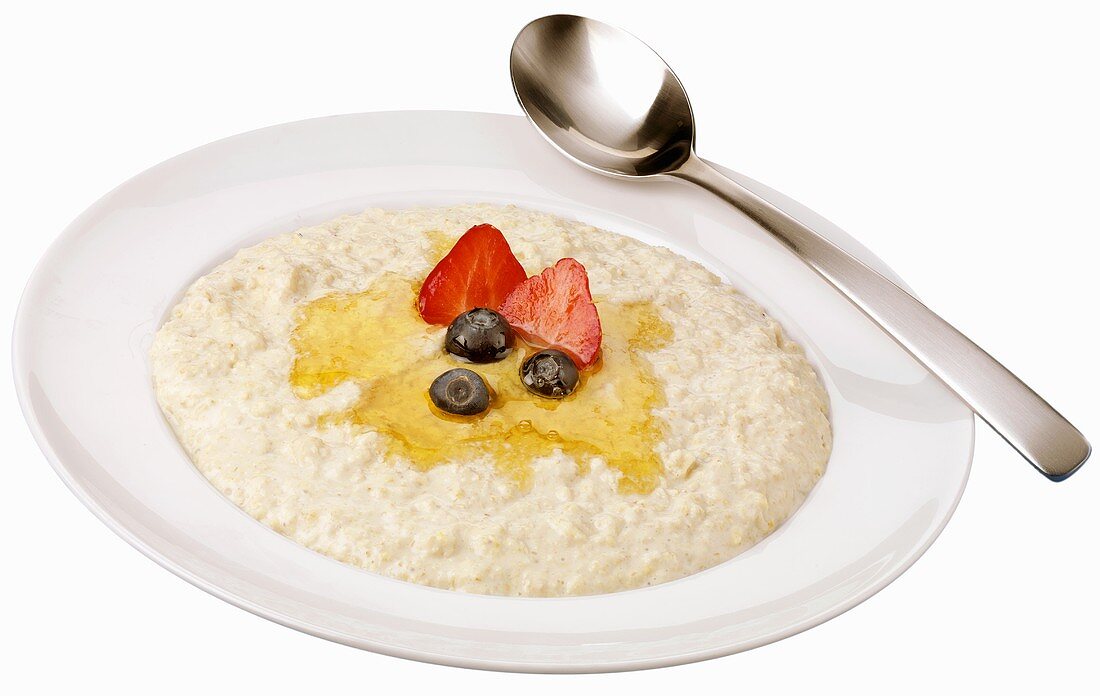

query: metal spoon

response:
[510,14,1090,480]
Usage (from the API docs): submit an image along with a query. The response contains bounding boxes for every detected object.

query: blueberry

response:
[429,368,491,416]
[520,349,579,399]
[445,308,514,363]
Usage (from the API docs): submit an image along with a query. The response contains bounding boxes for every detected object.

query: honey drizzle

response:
[290,274,672,494]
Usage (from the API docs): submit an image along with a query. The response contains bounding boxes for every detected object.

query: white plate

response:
[13,111,973,673]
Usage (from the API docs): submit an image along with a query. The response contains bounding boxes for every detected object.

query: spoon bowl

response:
[510,14,694,177]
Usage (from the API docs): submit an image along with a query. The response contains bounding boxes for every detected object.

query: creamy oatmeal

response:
[150,204,831,596]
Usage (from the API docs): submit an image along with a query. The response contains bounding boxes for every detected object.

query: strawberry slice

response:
[499,258,602,369]
[417,224,528,325]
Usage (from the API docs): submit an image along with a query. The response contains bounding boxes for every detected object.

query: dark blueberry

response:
[520,349,579,399]
[445,308,514,363]
[429,368,491,416]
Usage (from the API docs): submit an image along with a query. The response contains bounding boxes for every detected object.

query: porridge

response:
[150,203,831,596]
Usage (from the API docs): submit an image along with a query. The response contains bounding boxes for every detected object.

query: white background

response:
[2,0,1096,693]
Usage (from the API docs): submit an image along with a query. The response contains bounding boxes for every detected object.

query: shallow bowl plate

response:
[13,111,973,673]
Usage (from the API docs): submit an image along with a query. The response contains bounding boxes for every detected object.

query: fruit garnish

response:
[499,258,602,368]
[521,349,579,398]
[445,308,514,363]
[429,368,491,416]
[417,224,527,325]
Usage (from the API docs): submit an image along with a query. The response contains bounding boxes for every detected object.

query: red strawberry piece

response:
[417,224,528,325]
[499,258,602,369]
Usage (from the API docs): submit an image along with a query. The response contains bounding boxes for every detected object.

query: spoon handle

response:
[674,154,1090,480]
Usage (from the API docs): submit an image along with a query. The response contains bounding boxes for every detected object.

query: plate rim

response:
[12,109,975,673]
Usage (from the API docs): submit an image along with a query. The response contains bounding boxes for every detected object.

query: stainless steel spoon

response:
[510,14,1090,480]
